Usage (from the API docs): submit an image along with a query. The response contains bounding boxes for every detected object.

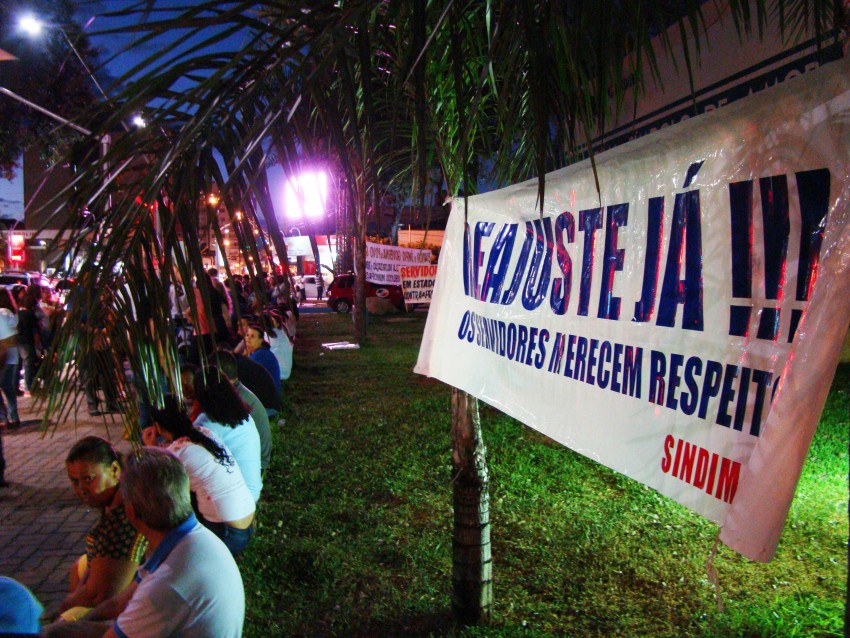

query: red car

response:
[326,273,405,313]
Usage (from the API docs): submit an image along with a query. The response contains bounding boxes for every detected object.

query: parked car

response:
[0,271,55,301]
[326,273,405,313]
[0,271,51,289]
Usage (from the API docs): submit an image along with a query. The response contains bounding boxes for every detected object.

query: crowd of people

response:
[0,281,63,488]
[171,269,296,385]
[0,267,299,488]
[0,267,306,635]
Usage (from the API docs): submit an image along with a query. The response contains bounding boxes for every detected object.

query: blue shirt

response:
[249,347,281,395]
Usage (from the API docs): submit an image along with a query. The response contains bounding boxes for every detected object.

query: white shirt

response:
[0,308,19,365]
[269,331,293,380]
[194,413,263,502]
[114,516,244,638]
[168,427,255,523]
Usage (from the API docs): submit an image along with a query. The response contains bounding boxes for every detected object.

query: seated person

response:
[179,362,201,421]
[216,348,272,474]
[41,447,245,638]
[0,577,43,635]
[265,310,293,381]
[244,324,281,394]
[145,395,255,556]
[60,437,148,620]
[235,348,281,416]
[193,366,263,502]
[232,316,254,356]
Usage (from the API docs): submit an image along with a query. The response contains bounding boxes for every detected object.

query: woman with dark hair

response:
[193,366,263,502]
[0,287,20,429]
[205,272,232,345]
[243,324,281,394]
[61,436,148,619]
[146,394,255,555]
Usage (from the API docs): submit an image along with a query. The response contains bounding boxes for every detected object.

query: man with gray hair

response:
[41,447,244,638]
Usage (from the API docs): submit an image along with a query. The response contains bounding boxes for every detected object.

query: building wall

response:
[23,146,74,232]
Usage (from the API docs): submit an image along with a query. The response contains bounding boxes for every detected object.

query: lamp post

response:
[0,85,92,136]
[18,14,110,102]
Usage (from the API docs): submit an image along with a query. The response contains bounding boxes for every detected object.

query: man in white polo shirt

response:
[42,447,245,638]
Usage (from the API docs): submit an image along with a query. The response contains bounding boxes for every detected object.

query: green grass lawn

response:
[240,311,848,637]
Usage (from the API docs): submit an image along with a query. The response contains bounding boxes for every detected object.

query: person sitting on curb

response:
[0,576,43,636]
[193,366,263,503]
[41,447,245,638]
[144,395,256,556]
[218,342,280,419]
[265,310,293,382]
[215,348,272,474]
[243,324,280,396]
[59,437,148,621]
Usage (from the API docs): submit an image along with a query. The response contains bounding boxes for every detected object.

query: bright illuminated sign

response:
[284,172,328,220]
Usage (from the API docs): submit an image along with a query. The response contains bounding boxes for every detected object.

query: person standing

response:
[0,287,21,429]
[186,276,213,366]
[16,284,44,395]
[206,270,232,344]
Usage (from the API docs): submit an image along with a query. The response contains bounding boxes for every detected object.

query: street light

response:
[18,13,110,102]
[284,171,328,220]
[283,170,330,287]
[18,15,43,37]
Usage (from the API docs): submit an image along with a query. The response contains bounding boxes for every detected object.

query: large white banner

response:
[365,241,432,286]
[415,58,850,562]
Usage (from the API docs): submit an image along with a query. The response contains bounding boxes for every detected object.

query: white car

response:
[297,274,332,300]
[0,271,55,299]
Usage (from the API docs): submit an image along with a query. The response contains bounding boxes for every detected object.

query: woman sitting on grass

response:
[145,394,255,556]
[60,437,148,620]
[243,323,281,395]
[193,365,263,503]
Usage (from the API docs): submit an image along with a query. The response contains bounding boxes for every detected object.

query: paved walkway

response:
[0,394,132,618]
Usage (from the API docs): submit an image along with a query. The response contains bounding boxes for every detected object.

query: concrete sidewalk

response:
[0,395,133,618]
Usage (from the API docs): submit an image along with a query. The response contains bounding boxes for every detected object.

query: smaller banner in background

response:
[365,241,432,286]
[400,264,438,306]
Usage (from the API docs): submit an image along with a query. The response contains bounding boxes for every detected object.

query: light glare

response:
[19,15,43,37]
[284,171,328,220]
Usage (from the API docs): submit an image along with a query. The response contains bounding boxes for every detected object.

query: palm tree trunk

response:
[451,387,493,625]
[352,178,367,343]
